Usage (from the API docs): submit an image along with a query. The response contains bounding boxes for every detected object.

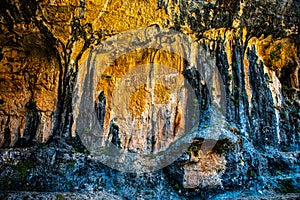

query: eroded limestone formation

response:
[0,0,299,196]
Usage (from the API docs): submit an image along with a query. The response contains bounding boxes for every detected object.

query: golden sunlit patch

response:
[256,36,298,70]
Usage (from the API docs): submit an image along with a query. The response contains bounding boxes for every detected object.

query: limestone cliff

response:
[0,0,299,199]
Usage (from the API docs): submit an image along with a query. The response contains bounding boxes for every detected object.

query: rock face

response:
[0,0,299,199]
[0,23,59,147]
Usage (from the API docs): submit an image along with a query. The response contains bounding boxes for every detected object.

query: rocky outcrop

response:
[0,24,59,147]
[0,0,299,199]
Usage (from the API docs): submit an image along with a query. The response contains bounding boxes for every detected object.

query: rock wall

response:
[0,0,299,198]
[0,23,59,147]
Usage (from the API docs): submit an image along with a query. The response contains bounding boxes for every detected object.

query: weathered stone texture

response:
[0,0,299,197]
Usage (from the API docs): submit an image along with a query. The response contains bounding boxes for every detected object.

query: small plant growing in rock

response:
[248,170,255,178]
[68,161,75,168]
[174,183,180,190]
[71,71,78,78]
